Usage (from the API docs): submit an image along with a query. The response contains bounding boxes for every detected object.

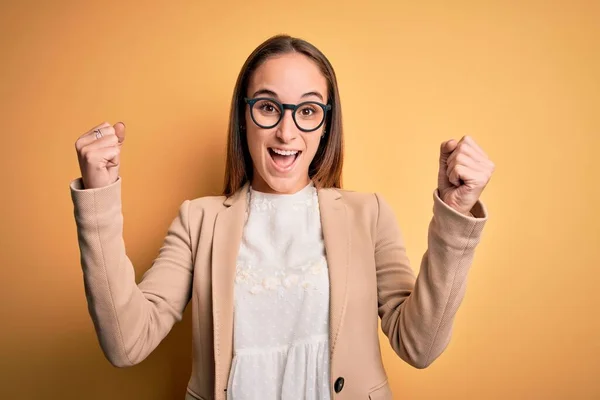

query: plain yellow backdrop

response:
[1,0,598,399]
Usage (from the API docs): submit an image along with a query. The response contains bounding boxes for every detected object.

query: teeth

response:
[271,148,299,156]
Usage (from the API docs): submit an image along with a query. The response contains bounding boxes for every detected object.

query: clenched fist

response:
[438,135,495,216]
[75,122,126,189]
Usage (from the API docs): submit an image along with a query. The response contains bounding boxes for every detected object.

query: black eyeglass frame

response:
[244,97,332,132]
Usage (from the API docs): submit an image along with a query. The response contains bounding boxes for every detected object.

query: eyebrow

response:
[251,89,325,102]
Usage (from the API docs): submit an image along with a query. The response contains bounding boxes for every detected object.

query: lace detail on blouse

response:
[227,181,331,400]
[235,255,328,295]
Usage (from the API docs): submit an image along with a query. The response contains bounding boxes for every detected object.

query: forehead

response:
[248,53,327,100]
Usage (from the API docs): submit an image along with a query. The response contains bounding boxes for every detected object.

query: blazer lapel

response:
[317,187,350,361]
[211,182,249,395]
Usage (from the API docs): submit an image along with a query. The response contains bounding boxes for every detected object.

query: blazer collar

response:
[223,182,250,207]
[211,181,349,396]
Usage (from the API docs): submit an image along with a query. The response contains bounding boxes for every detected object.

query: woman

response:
[70,35,494,400]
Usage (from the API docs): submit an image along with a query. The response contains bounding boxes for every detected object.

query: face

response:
[245,52,328,194]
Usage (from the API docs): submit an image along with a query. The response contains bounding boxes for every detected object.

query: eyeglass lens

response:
[251,99,325,131]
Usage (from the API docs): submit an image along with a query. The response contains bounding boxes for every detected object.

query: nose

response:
[275,109,298,143]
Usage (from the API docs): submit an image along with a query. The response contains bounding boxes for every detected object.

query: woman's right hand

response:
[75,122,126,189]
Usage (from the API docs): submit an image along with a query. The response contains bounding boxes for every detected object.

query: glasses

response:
[244,97,332,132]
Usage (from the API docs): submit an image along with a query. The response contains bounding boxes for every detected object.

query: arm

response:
[374,189,487,369]
[70,176,194,367]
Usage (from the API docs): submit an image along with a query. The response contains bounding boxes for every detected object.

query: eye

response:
[298,104,317,117]
[261,104,276,113]
[256,100,280,114]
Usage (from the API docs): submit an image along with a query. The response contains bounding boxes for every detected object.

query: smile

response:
[268,147,302,172]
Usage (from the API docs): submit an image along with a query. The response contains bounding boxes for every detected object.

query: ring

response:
[94,129,103,140]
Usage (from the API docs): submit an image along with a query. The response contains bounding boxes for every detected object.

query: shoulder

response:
[187,194,227,215]
[329,187,392,223]
[325,188,400,244]
[171,193,227,224]
[333,187,393,209]
[335,188,377,208]
[332,187,398,224]
[188,194,227,208]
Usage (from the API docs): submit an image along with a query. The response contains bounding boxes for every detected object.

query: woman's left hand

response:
[437,135,495,216]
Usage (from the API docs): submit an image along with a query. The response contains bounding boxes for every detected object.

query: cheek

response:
[245,127,270,166]
[245,129,261,154]
[303,134,323,160]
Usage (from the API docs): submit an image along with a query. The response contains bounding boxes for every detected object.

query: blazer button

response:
[334,377,345,393]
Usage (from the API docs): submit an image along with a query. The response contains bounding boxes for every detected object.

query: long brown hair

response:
[222,34,344,197]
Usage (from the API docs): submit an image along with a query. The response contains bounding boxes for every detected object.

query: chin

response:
[259,172,305,194]
[254,161,310,194]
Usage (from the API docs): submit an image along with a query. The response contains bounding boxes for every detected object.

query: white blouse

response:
[226,181,331,400]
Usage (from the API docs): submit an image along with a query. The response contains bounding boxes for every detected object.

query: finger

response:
[75,122,109,151]
[106,147,121,168]
[99,145,121,168]
[462,135,488,158]
[447,163,482,187]
[79,122,111,140]
[448,152,492,188]
[447,149,489,179]
[76,124,117,151]
[447,141,480,167]
[78,133,119,159]
[113,121,126,144]
[440,139,458,157]
[447,163,465,187]
[82,145,121,167]
[439,139,458,168]
[84,121,110,135]
[449,136,493,167]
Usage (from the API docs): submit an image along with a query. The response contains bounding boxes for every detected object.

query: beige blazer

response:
[69,176,487,400]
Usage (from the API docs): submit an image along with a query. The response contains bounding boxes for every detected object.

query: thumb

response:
[114,121,126,145]
[439,139,458,162]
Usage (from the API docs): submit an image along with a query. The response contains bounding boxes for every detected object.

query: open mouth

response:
[268,147,302,172]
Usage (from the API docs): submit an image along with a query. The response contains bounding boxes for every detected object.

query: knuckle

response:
[82,150,94,163]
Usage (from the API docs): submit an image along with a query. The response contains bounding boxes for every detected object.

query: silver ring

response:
[94,129,103,140]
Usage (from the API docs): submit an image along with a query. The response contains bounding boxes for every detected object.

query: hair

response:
[222,34,344,197]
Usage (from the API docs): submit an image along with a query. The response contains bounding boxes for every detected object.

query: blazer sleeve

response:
[374,189,488,369]
[69,176,194,367]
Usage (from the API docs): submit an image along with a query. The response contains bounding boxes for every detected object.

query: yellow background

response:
[1,0,599,399]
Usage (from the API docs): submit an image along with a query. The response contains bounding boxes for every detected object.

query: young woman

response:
[71,34,494,400]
